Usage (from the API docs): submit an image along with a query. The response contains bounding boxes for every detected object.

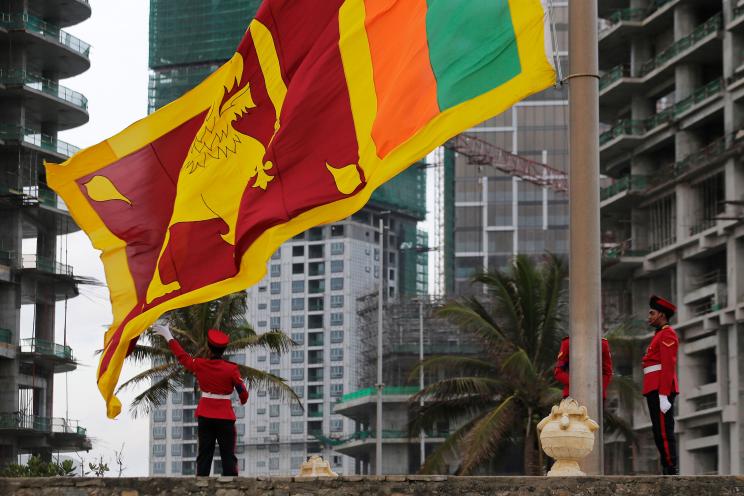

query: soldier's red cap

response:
[649,295,676,318]
[207,329,229,348]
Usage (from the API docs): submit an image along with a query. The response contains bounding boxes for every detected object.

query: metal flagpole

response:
[568,0,603,474]
[376,215,385,475]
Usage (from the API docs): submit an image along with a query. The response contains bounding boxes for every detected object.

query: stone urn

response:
[297,455,339,477]
[537,397,599,476]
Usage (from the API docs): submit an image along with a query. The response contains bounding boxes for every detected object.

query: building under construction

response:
[328,296,479,474]
[0,0,92,466]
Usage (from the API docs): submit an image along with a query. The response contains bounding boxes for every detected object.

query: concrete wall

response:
[1,476,743,496]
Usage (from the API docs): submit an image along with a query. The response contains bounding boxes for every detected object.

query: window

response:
[152,426,166,439]
[270,282,281,294]
[269,444,280,453]
[292,263,304,274]
[237,423,245,436]
[308,244,324,258]
[330,224,345,237]
[258,285,267,293]
[270,352,280,364]
[292,280,305,293]
[308,314,323,328]
[171,426,182,439]
[308,296,323,312]
[269,368,280,377]
[291,404,304,416]
[292,245,304,257]
[171,444,182,457]
[171,409,183,422]
[153,461,165,474]
[330,330,344,343]
[330,313,344,326]
[330,366,344,379]
[270,405,280,417]
[257,425,266,432]
[330,277,344,290]
[257,407,266,414]
[257,355,267,362]
[331,241,344,254]
[152,444,166,457]
[270,264,281,277]
[291,315,305,328]
[295,387,304,398]
[293,232,305,241]
[270,316,281,328]
[308,279,325,293]
[257,320,267,328]
[235,406,245,419]
[308,261,325,276]
[271,248,281,259]
[330,383,344,397]
[330,419,344,432]
[291,421,304,434]
[153,409,166,422]
[258,303,267,310]
[330,348,344,361]
[292,332,304,344]
[171,391,182,404]
[330,295,344,308]
[291,350,304,363]
[331,260,344,273]
[292,298,304,311]
[269,458,280,470]
[270,299,281,312]
[256,460,267,467]
[257,390,267,397]
[291,368,305,381]
[291,456,304,470]
[269,422,280,434]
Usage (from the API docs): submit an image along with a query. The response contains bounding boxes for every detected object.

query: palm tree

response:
[116,292,300,418]
[409,254,567,475]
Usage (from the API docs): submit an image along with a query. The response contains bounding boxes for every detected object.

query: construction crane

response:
[445,132,568,192]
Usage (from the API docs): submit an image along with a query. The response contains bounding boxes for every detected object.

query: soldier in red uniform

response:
[154,324,249,476]
[554,337,613,399]
[642,295,679,475]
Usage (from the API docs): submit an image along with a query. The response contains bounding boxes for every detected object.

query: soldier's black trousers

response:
[197,416,238,476]
[645,391,677,474]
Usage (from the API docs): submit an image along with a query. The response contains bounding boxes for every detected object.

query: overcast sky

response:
[44,0,151,476]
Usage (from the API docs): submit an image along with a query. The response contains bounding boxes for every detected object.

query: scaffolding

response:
[354,296,480,391]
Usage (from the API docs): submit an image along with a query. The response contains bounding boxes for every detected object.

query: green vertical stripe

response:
[426,0,522,110]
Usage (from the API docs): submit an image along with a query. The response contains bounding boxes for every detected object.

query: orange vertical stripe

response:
[365,0,439,158]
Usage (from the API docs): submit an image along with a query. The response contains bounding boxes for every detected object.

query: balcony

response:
[308,410,324,418]
[600,14,722,114]
[32,1,92,29]
[0,412,90,451]
[600,175,648,213]
[728,4,744,33]
[601,239,648,279]
[684,271,726,316]
[20,338,76,372]
[21,254,73,277]
[0,13,90,78]
[0,328,10,344]
[601,79,723,162]
[307,335,324,347]
[0,69,89,129]
[0,125,80,159]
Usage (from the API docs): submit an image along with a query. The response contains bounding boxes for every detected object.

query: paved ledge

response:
[1,475,743,495]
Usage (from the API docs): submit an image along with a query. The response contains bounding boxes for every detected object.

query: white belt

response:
[643,364,662,374]
[202,392,231,400]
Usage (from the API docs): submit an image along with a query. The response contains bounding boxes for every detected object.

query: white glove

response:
[152,324,173,342]
[659,395,672,414]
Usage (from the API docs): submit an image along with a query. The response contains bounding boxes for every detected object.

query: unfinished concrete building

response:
[0,0,91,466]
[598,0,744,474]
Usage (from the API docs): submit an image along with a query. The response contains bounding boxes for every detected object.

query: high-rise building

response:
[0,0,92,466]
[145,0,428,476]
[598,0,744,474]
[445,2,570,295]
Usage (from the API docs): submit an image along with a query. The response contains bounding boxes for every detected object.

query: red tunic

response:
[168,339,249,420]
[554,337,613,399]
[641,325,679,396]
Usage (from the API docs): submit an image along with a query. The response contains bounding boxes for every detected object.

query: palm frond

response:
[408,394,496,436]
[236,364,302,407]
[419,411,489,474]
[127,372,183,418]
[412,376,505,403]
[457,394,519,475]
[227,330,296,354]
[437,298,509,352]
[116,362,180,393]
[500,348,539,385]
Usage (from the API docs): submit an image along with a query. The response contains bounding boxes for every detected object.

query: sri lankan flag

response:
[46,0,556,418]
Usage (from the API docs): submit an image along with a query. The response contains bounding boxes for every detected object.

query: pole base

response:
[547,460,585,476]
